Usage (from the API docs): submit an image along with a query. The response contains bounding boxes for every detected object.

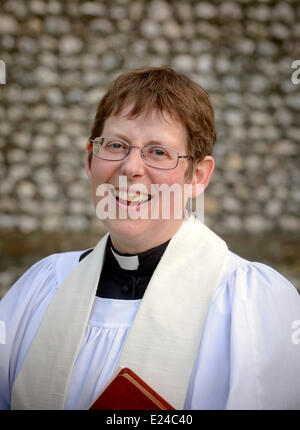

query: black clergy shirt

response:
[79,236,170,300]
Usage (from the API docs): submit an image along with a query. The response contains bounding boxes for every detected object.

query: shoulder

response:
[219,251,298,297]
[0,249,90,309]
[216,252,300,319]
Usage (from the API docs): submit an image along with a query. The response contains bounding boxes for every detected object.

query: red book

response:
[89,367,175,410]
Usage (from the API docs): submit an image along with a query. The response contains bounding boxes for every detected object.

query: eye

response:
[147,146,169,158]
[105,139,128,151]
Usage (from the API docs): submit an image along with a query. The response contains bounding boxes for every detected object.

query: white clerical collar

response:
[110,247,139,271]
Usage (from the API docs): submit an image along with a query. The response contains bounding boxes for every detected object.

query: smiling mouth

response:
[114,189,152,206]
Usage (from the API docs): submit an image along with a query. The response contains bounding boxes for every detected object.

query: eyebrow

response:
[108,133,172,148]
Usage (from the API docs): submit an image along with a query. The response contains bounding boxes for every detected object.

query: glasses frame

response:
[90,136,193,170]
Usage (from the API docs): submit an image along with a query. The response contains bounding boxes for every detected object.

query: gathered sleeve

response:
[226,262,300,409]
[0,255,59,409]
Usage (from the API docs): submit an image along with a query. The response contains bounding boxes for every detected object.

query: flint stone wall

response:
[0,0,299,295]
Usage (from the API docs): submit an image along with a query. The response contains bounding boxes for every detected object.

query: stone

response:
[196,22,219,39]
[274,108,293,127]
[35,66,58,86]
[195,54,212,73]
[147,1,172,22]
[285,94,300,110]
[42,183,59,200]
[172,55,194,73]
[257,40,278,56]
[222,196,241,213]
[286,127,300,141]
[171,39,188,54]
[247,5,270,21]
[46,87,64,105]
[279,217,300,231]
[0,215,17,230]
[18,215,40,233]
[256,186,271,202]
[59,36,83,54]
[263,126,280,140]
[274,140,298,156]
[195,3,217,19]
[181,23,196,39]
[216,56,231,73]
[47,1,62,14]
[7,149,27,164]
[224,216,243,232]
[152,38,170,55]
[1,35,15,50]
[248,75,269,93]
[175,3,193,21]
[190,39,212,55]
[0,15,18,33]
[29,0,47,14]
[162,20,182,39]
[89,18,114,33]
[219,2,243,20]
[63,215,89,232]
[250,111,272,126]
[30,151,52,166]
[222,76,240,91]
[45,16,71,33]
[33,167,54,185]
[224,110,244,127]
[129,1,144,21]
[101,52,121,71]
[10,165,31,180]
[204,195,220,216]
[270,23,290,40]
[225,153,244,171]
[41,216,62,232]
[39,35,58,51]
[140,20,161,39]
[245,155,261,171]
[17,181,36,199]
[265,200,282,217]
[272,2,294,22]
[244,215,272,234]
[80,2,106,16]
[236,38,255,55]
[110,5,126,20]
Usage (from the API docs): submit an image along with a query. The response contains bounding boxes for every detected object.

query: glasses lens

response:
[143,145,177,169]
[93,137,128,160]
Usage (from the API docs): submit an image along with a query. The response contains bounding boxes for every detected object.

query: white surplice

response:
[0,229,300,410]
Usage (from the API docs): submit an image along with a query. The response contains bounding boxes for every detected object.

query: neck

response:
[110,219,183,254]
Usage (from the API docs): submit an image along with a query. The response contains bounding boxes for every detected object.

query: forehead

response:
[103,104,188,149]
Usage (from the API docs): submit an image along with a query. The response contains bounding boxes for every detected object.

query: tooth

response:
[115,189,150,202]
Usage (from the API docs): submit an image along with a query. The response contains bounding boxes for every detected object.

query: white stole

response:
[11,218,229,410]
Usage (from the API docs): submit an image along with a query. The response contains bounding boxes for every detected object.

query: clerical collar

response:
[78,236,171,299]
[108,236,170,274]
[110,247,139,270]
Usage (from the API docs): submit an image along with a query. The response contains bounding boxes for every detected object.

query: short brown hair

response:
[88,66,216,178]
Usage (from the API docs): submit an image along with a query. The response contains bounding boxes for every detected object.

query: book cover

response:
[89,367,175,410]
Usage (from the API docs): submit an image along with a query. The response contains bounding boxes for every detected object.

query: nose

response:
[120,146,146,178]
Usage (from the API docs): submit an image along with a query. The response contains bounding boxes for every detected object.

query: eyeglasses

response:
[90,136,193,170]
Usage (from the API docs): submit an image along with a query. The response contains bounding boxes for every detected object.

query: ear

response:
[190,156,215,198]
[85,140,93,180]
